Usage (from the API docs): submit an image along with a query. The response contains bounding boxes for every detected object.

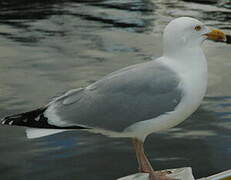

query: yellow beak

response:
[205,29,227,42]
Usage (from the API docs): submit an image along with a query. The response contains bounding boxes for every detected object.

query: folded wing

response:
[46,60,183,132]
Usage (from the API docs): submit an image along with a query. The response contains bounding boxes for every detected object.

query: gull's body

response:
[1,17,226,180]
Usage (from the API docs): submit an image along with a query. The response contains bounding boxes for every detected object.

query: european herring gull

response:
[1,17,227,180]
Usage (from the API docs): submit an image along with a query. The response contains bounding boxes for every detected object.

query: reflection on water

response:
[0,0,230,180]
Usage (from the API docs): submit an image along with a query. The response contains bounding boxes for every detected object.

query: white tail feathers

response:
[26,128,67,139]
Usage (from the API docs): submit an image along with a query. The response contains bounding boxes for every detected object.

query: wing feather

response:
[45,60,183,132]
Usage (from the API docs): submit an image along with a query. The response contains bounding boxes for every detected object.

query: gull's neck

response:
[161,45,208,110]
[164,44,203,58]
[163,45,206,65]
[161,46,208,79]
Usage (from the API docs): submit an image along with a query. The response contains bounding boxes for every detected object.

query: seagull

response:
[1,17,227,180]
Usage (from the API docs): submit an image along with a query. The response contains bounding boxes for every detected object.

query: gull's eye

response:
[194,25,202,31]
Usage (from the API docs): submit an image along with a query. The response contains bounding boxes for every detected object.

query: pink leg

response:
[132,138,177,180]
[132,138,154,173]
[132,138,142,172]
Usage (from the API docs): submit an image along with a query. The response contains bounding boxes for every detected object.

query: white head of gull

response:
[164,17,209,56]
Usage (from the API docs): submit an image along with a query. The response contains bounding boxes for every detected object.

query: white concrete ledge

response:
[118,167,231,180]
[118,167,195,180]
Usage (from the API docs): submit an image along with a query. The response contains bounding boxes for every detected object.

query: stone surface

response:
[117,167,195,180]
[118,168,231,180]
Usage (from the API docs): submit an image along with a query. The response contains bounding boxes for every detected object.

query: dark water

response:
[0,0,231,179]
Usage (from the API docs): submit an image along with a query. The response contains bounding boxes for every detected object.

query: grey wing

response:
[46,60,183,132]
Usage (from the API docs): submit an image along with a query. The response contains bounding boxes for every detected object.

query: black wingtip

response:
[1,116,17,126]
[1,107,47,127]
[1,107,89,130]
